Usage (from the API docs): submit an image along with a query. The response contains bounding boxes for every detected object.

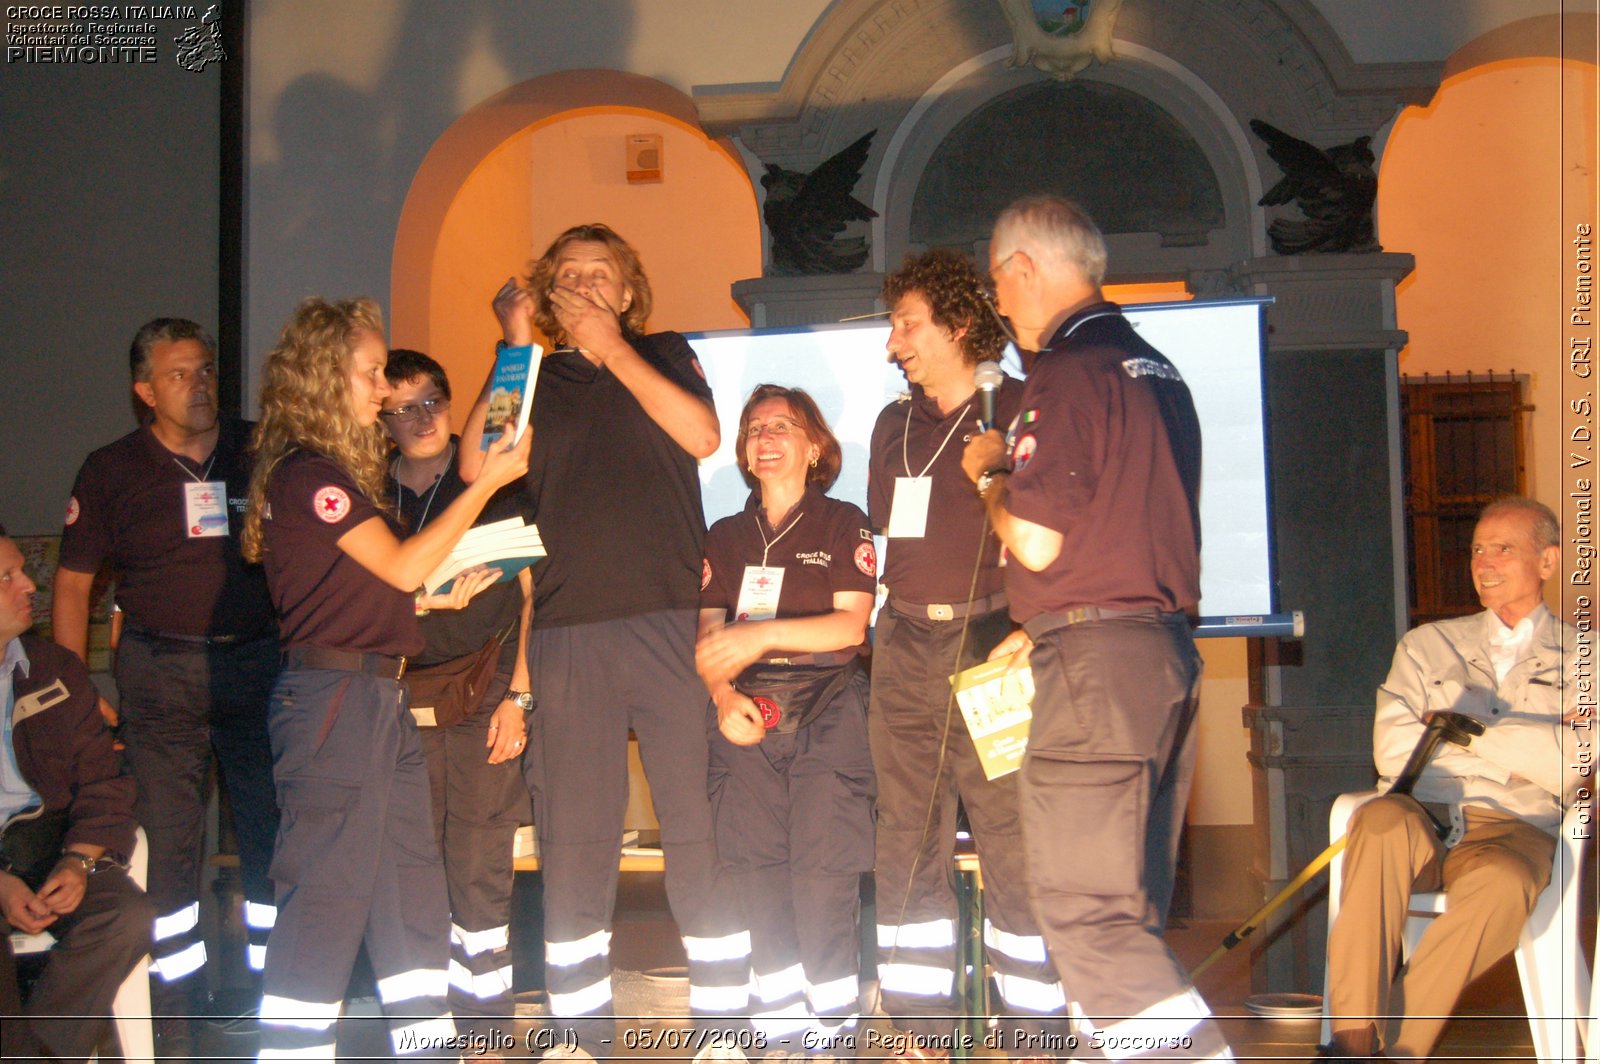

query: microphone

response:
[974,361,1004,432]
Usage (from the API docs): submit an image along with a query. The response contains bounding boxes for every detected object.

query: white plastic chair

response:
[8,825,154,1064]
[1320,792,1590,1063]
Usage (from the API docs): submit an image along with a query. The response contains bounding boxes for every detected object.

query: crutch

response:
[1190,710,1485,978]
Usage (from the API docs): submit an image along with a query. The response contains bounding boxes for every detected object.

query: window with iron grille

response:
[1401,374,1529,627]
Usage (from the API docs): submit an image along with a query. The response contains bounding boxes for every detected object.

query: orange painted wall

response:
[1379,57,1598,510]
[1106,280,1192,303]
[420,107,761,422]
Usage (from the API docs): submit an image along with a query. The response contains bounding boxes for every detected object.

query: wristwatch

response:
[60,850,97,875]
[976,468,1010,499]
[505,689,535,711]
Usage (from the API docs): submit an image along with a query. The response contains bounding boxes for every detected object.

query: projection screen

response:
[686,297,1289,637]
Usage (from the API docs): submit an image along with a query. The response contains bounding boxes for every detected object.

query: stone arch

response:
[697,0,1442,286]
[391,69,721,349]
[868,40,1267,279]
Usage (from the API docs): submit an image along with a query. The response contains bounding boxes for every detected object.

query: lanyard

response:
[171,453,217,483]
[756,505,805,567]
[394,441,454,531]
[902,399,974,478]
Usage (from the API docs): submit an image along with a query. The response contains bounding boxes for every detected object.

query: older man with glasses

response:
[963,196,1232,1062]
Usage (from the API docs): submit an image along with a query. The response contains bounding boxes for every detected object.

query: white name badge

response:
[184,480,230,538]
[886,476,932,539]
[734,565,784,621]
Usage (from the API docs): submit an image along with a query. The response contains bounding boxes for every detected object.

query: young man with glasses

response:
[381,348,534,1053]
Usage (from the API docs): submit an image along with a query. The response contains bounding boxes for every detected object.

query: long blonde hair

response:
[242,297,390,561]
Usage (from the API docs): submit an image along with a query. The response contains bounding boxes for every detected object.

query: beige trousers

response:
[1326,794,1555,1059]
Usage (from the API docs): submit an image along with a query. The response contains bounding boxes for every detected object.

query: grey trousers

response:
[1020,611,1231,1061]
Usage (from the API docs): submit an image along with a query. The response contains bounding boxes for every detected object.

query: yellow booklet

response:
[951,659,1034,780]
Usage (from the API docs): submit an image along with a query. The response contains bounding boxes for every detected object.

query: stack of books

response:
[424,517,545,595]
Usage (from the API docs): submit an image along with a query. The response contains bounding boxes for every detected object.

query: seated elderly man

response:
[0,525,152,1062]
[1322,496,1577,1061]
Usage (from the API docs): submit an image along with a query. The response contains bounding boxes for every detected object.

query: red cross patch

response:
[313,485,352,523]
[701,558,712,591]
[753,696,782,729]
[854,541,876,577]
[64,496,80,526]
[1012,433,1037,472]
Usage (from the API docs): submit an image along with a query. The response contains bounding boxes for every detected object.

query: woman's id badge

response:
[734,565,784,621]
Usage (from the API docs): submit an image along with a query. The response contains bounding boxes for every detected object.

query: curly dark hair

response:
[881,249,1006,365]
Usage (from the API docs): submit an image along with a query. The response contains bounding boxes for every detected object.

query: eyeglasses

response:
[379,397,449,424]
[978,263,1022,348]
[987,250,1020,283]
[743,418,803,440]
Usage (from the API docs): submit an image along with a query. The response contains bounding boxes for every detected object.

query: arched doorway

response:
[391,70,761,421]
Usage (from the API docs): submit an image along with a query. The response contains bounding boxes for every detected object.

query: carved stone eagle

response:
[761,130,878,276]
[1250,119,1380,255]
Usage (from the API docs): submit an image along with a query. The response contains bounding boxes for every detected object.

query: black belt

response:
[888,590,1008,623]
[758,649,859,667]
[125,624,276,648]
[283,647,408,680]
[1023,606,1181,640]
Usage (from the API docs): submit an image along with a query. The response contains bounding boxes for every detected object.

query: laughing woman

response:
[241,297,529,1062]
[696,384,877,1051]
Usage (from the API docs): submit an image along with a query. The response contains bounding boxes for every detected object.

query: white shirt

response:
[0,636,40,824]
[1486,611,1535,685]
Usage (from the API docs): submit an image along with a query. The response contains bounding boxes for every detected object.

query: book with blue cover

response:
[424,516,546,596]
[480,343,541,450]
